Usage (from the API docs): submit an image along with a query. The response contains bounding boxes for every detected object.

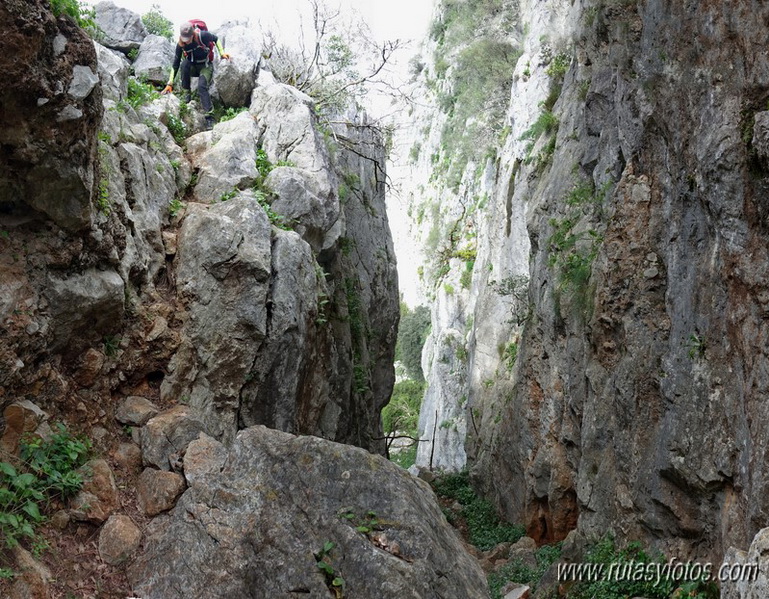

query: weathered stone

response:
[486,541,513,562]
[10,546,52,599]
[214,21,262,107]
[502,582,531,599]
[133,34,175,84]
[94,1,146,53]
[181,432,228,486]
[159,197,271,443]
[186,111,260,202]
[506,537,538,572]
[73,347,106,387]
[70,459,119,524]
[94,42,129,102]
[45,269,125,354]
[0,400,46,455]
[140,406,207,471]
[99,514,142,565]
[753,111,769,167]
[49,510,70,531]
[113,442,143,473]
[250,78,340,247]
[136,468,186,516]
[0,0,102,231]
[162,231,178,255]
[266,166,341,253]
[145,316,167,342]
[128,426,489,599]
[115,396,160,426]
[720,529,768,599]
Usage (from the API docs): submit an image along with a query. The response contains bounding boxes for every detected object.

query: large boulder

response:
[133,34,175,85]
[214,21,262,107]
[721,529,768,599]
[128,426,490,599]
[44,269,125,354]
[160,196,272,441]
[94,42,129,103]
[250,75,341,251]
[93,1,146,54]
[186,112,260,202]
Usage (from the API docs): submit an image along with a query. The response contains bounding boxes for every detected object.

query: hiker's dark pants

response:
[180,60,213,113]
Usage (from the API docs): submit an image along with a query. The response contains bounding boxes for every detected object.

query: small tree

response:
[142,4,173,40]
[395,304,431,382]
[263,0,404,117]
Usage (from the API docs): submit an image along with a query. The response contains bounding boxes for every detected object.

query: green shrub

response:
[124,77,160,109]
[0,424,91,550]
[520,109,559,142]
[48,0,95,30]
[141,4,173,40]
[488,543,562,599]
[166,113,186,145]
[216,106,248,123]
[382,380,425,436]
[502,342,518,370]
[567,535,688,599]
[394,304,431,381]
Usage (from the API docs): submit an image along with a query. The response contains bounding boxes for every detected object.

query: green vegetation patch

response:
[489,543,562,599]
[566,535,718,599]
[0,424,91,552]
[394,304,431,382]
[49,0,96,30]
[141,4,173,40]
[432,470,525,551]
[382,379,426,469]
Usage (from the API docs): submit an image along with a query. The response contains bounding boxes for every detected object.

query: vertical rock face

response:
[0,0,102,231]
[407,0,769,564]
[163,75,398,451]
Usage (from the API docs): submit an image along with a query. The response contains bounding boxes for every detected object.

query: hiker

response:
[161,20,230,128]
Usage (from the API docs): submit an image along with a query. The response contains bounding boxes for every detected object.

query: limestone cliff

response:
[0,1,397,453]
[405,0,769,565]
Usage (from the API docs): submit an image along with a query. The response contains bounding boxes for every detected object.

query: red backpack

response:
[185,19,215,62]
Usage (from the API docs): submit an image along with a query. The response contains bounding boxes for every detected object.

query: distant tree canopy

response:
[395,304,431,382]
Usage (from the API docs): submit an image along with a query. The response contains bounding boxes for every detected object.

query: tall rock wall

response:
[406,0,769,564]
[1,3,397,455]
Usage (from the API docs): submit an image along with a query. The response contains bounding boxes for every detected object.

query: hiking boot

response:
[204,115,215,130]
[183,92,191,103]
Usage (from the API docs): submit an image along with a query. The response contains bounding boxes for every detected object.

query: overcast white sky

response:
[90,0,434,47]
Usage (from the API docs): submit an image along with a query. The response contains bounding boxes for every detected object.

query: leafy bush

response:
[382,380,425,435]
[48,0,95,30]
[0,424,91,549]
[433,470,525,550]
[166,113,187,145]
[124,77,160,109]
[488,543,562,599]
[216,106,248,123]
[567,535,680,599]
[142,4,173,40]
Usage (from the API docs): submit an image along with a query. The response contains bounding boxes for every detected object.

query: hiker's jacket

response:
[172,30,221,69]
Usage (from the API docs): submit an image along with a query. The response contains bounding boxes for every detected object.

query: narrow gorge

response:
[2,0,769,598]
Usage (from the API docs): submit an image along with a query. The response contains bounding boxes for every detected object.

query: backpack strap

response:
[182,30,211,63]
